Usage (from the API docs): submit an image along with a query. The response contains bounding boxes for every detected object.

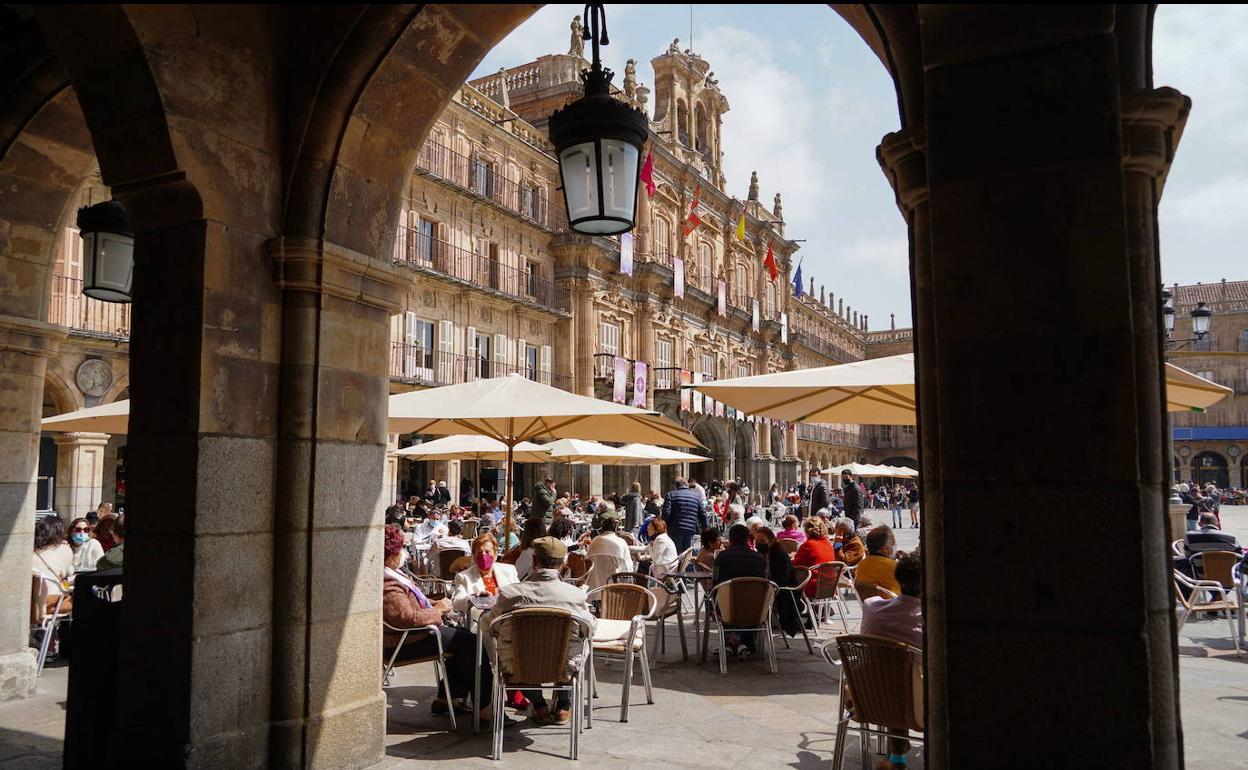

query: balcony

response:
[653,366,681,391]
[393,228,571,315]
[389,342,570,391]
[49,275,130,341]
[414,138,567,232]
[797,422,867,448]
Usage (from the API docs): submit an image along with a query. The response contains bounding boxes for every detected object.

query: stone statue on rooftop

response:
[748,171,759,201]
[773,192,783,221]
[497,66,509,110]
[623,59,637,100]
[668,38,681,55]
[570,15,585,58]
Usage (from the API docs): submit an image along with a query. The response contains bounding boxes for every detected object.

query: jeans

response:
[1186,517,1198,532]
[891,506,903,528]
[672,528,695,555]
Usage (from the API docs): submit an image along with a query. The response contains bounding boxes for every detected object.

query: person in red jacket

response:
[792,516,838,598]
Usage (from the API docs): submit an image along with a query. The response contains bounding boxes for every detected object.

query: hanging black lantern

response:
[548,4,648,235]
[77,201,133,303]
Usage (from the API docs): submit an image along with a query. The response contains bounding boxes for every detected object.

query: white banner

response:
[620,232,634,276]
[674,257,685,298]
[752,299,759,331]
[717,280,726,316]
[780,312,788,344]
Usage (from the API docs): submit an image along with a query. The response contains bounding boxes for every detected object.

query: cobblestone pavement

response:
[2,509,1245,769]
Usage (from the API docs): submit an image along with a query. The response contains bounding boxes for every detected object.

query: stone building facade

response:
[1167,279,1248,488]
[37,38,912,513]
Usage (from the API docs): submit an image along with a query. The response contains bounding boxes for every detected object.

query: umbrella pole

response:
[475,458,481,517]
[504,442,515,544]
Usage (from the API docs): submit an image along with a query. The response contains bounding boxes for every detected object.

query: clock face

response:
[75,359,114,397]
[1178,445,1192,458]
[1228,445,1242,458]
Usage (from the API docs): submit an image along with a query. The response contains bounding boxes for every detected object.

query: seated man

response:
[584,516,634,574]
[413,509,449,544]
[1184,511,1241,557]
[483,537,596,725]
[858,551,923,770]
[712,523,767,655]
[854,525,901,597]
[429,520,471,576]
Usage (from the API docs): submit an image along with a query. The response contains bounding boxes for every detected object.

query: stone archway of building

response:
[1191,451,1229,489]
[882,455,918,470]
[691,416,730,484]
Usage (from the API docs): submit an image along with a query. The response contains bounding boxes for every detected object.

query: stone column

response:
[0,315,65,700]
[589,464,603,497]
[783,424,798,460]
[910,7,1182,766]
[268,238,406,770]
[756,424,772,458]
[636,303,655,409]
[382,433,400,510]
[53,432,110,520]
[572,279,594,397]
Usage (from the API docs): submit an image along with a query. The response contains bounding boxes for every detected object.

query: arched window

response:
[677,100,690,146]
[735,262,749,307]
[698,242,712,289]
[654,216,671,259]
[695,104,709,153]
[765,282,776,318]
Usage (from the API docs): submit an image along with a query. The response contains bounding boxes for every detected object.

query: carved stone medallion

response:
[75,358,113,397]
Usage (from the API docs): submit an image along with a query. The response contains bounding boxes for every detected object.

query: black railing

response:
[415,138,567,231]
[48,275,130,340]
[393,227,571,314]
[654,367,680,390]
[593,353,626,380]
[389,342,571,391]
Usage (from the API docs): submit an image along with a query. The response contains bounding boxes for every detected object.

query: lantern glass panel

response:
[600,139,639,222]
[82,231,134,302]
[560,142,598,222]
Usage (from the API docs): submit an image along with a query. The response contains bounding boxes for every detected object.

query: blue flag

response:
[793,259,803,297]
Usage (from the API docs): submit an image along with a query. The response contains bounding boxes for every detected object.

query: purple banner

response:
[613,356,628,404]
[633,361,647,408]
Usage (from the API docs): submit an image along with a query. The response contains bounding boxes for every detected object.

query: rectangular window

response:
[403,313,435,380]
[736,362,751,379]
[654,217,670,258]
[525,345,539,380]
[476,332,492,378]
[525,260,538,297]
[600,321,621,356]
[700,353,716,380]
[1196,370,1215,382]
[1242,329,1248,352]
[417,219,436,263]
[1195,332,1213,352]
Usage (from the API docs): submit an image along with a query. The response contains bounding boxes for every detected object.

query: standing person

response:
[890,486,905,528]
[808,468,829,518]
[841,470,863,527]
[767,483,780,506]
[618,482,641,533]
[907,482,921,529]
[532,476,557,522]
[436,480,452,506]
[661,477,706,554]
[691,478,708,505]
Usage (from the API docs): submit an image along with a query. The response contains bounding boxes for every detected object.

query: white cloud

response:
[839,235,909,278]
[1165,176,1248,230]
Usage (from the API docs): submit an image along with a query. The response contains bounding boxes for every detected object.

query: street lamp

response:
[77,201,133,303]
[548,3,648,236]
[1191,301,1212,338]
[1162,289,1176,336]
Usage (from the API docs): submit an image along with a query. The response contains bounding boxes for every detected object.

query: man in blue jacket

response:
[661,477,706,553]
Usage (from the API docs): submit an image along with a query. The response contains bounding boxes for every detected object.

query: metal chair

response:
[1174,569,1241,656]
[488,607,593,760]
[809,561,851,633]
[1170,538,1185,559]
[382,622,458,730]
[828,634,925,770]
[707,577,779,674]
[586,583,656,722]
[437,548,469,579]
[461,519,479,539]
[31,574,71,675]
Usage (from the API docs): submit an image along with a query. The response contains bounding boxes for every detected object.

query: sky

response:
[473,5,1247,328]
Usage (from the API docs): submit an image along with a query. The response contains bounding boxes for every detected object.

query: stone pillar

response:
[636,303,655,409]
[756,424,772,458]
[0,315,65,700]
[53,432,110,520]
[382,433,400,509]
[268,238,406,770]
[572,280,594,397]
[589,464,603,497]
[909,7,1182,766]
[647,464,661,495]
[784,424,798,459]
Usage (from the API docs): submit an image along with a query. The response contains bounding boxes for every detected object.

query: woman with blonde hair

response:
[791,515,837,599]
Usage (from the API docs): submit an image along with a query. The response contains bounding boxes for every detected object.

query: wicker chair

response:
[460,519,479,539]
[382,622,458,730]
[774,566,816,655]
[609,571,689,663]
[827,634,925,770]
[1173,569,1241,656]
[437,548,469,579]
[488,606,593,760]
[809,561,851,633]
[1197,551,1246,645]
[707,577,779,674]
[777,538,800,555]
[586,583,656,722]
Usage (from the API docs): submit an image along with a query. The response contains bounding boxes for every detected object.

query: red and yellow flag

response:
[735,201,747,241]
[682,184,703,237]
[640,150,656,198]
[764,240,778,281]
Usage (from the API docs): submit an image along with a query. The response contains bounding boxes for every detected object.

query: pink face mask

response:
[476,552,495,571]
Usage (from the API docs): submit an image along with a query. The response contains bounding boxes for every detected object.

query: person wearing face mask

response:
[451,533,519,615]
[66,517,104,571]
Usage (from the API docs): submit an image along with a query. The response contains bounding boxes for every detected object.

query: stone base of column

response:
[270,693,385,770]
[0,649,37,701]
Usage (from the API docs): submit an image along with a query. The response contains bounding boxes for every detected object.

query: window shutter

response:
[541,345,552,385]
[439,320,454,384]
[466,325,478,381]
[517,338,527,376]
[494,333,508,373]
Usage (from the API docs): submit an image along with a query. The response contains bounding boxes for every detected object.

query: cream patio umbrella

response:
[388,374,698,534]
[689,353,1232,424]
[391,435,551,511]
[617,443,712,466]
[539,438,656,465]
[39,398,130,434]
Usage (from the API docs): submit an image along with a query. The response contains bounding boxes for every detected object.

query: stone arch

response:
[43,369,78,416]
[882,455,918,470]
[691,415,729,482]
[1192,451,1229,488]
[105,374,130,404]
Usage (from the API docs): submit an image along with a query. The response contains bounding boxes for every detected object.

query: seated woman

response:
[511,519,548,580]
[775,514,807,545]
[791,516,837,599]
[832,517,865,566]
[754,527,807,637]
[382,525,495,721]
[33,516,75,615]
[548,517,578,548]
[694,527,722,572]
[644,518,678,580]
[450,533,519,614]
[67,517,104,572]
